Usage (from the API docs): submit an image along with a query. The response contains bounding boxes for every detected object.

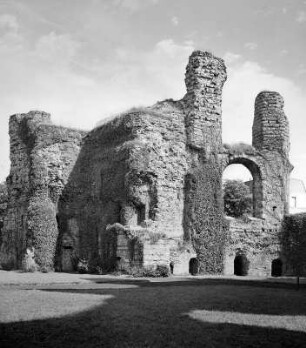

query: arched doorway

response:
[189,258,198,275]
[271,258,282,277]
[234,254,249,276]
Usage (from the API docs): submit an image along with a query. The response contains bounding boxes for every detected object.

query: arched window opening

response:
[223,164,253,218]
[189,258,198,275]
[234,254,249,276]
[223,158,263,218]
[271,258,282,277]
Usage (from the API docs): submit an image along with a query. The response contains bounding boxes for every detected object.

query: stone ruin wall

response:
[0,50,294,276]
[181,52,228,273]
[56,115,134,270]
[0,111,85,269]
[57,102,194,272]
[220,90,292,276]
[224,217,280,276]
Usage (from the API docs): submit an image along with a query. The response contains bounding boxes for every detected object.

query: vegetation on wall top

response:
[223,142,257,156]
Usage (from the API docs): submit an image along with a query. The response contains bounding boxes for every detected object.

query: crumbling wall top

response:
[255,91,284,110]
[10,110,52,126]
[184,50,227,95]
[252,90,290,156]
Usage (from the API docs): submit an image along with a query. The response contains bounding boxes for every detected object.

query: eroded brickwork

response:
[252,91,292,219]
[184,51,227,153]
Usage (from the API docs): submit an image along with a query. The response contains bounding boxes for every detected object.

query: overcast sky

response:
[0,0,305,183]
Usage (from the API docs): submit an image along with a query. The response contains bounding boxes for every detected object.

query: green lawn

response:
[0,277,306,347]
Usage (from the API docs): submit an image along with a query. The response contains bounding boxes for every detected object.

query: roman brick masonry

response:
[0,50,297,276]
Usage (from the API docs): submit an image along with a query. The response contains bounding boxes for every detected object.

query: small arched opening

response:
[169,261,174,275]
[137,205,146,225]
[189,258,199,275]
[116,256,122,271]
[234,254,249,276]
[271,258,283,277]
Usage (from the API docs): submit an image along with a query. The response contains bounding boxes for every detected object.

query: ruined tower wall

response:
[184,51,227,153]
[221,91,293,277]
[253,91,290,155]
[252,91,292,219]
[0,113,37,268]
[0,111,85,269]
[183,52,228,274]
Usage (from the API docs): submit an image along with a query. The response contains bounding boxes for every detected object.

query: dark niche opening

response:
[271,258,282,277]
[170,261,174,274]
[189,258,199,275]
[116,256,122,271]
[0,220,3,244]
[234,254,249,276]
[56,214,60,227]
[137,205,146,225]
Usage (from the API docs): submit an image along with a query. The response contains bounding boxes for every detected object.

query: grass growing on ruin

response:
[94,106,171,130]
[223,142,257,155]
[1,278,306,347]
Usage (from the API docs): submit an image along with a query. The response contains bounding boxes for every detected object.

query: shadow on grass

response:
[81,275,306,290]
[1,279,306,347]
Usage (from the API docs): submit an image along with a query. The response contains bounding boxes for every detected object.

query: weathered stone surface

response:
[0,51,294,276]
[224,217,280,276]
[0,111,86,269]
[184,50,227,153]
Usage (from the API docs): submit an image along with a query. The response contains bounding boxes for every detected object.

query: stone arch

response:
[271,258,283,277]
[224,155,263,218]
[189,258,199,275]
[234,253,249,276]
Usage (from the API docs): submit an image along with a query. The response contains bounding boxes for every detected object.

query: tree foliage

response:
[0,181,8,223]
[0,181,8,246]
[223,179,252,217]
[0,181,7,205]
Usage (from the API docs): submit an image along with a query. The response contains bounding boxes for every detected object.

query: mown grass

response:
[0,278,306,347]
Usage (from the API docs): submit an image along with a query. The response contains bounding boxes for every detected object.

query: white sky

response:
[0,0,305,183]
